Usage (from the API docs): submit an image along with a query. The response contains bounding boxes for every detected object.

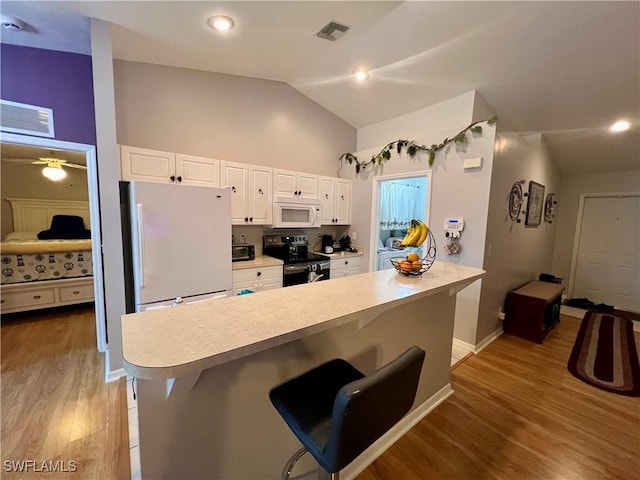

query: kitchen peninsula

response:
[122,261,485,479]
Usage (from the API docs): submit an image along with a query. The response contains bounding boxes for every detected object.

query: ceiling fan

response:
[2,156,87,181]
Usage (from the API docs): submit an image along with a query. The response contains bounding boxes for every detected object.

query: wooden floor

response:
[2,309,638,480]
[358,315,640,480]
[1,305,129,479]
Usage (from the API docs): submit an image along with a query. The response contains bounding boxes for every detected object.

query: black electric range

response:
[263,234,330,286]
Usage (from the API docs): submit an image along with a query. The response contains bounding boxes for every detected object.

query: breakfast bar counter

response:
[122,261,484,379]
[122,261,484,480]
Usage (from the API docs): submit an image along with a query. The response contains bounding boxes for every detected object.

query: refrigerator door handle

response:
[136,203,145,287]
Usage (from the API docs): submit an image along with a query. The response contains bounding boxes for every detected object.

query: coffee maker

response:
[321,234,334,253]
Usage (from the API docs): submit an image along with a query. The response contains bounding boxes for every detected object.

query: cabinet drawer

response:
[59,284,94,302]
[233,265,282,284]
[1,288,55,309]
[330,257,361,269]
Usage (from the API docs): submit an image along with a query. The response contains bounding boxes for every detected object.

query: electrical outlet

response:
[317,233,322,238]
[351,231,357,240]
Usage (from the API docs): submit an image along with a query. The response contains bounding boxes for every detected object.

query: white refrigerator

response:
[128,181,232,312]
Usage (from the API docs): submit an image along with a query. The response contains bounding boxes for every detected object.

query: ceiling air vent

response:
[0,99,55,138]
[316,21,350,41]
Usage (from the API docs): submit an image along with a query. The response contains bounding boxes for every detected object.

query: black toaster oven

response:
[232,244,255,262]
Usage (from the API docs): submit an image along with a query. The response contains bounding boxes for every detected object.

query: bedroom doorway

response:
[0,133,106,353]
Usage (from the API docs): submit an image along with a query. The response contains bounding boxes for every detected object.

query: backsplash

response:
[232,225,348,256]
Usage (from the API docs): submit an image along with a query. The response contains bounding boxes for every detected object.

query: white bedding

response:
[1,232,93,285]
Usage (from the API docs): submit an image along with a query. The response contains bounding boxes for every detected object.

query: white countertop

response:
[122,261,485,380]
[315,250,364,260]
[232,255,283,270]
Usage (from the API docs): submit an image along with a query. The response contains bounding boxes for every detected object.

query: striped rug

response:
[568,311,640,396]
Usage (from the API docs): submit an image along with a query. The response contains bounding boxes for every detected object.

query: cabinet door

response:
[297,173,319,200]
[261,278,282,290]
[175,154,219,187]
[330,269,346,279]
[249,166,273,224]
[221,161,248,224]
[318,177,335,225]
[120,145,175,183]
[273,169,297,198]
[335,179,352,224]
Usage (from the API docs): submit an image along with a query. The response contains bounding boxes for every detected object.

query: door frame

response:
[1,132,107,352]
[368,170,432,272]
[567,191,640,300]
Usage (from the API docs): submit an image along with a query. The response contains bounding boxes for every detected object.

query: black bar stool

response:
[269,346,425,480]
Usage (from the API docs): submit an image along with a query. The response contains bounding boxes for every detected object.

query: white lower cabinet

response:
[232,265,282,295]
[330,257,361,279]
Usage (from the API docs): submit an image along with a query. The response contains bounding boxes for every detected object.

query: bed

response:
[1,198,95,314]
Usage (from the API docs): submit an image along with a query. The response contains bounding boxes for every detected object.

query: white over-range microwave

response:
[272,197,321,228]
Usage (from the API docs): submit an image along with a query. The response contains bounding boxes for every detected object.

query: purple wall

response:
[1,44,96,146]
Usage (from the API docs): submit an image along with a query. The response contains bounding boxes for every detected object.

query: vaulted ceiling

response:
[2,1,638,173]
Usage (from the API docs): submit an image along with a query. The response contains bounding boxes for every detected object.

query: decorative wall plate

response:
[509,180,525,222]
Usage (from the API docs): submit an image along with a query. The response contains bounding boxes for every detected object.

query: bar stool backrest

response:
[320,346,425,472]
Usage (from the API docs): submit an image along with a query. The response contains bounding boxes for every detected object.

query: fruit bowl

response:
[389,230,436,276]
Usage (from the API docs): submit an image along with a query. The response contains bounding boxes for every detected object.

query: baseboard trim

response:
[475,326,503,353]
[342,383,454,480]
[452,338,475,355]
[106,367,127,383]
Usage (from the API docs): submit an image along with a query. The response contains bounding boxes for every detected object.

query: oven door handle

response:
[284,264,310,274]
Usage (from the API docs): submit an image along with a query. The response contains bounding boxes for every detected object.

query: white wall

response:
[114,61,355,177]
[551,169,640,284]
[91,19,128,375]
[477,132,560,344]
[350,91,496,345]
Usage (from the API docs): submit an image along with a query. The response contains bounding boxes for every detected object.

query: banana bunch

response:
[400,220,429,247]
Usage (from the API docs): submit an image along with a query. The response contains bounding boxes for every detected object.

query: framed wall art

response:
[525,181,545,226]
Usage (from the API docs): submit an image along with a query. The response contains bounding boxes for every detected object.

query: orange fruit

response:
[412,260,423,271]
[400,261,413,272]
[406,252,419,262]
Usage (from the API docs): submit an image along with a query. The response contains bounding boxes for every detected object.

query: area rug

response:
[568,311,640,396]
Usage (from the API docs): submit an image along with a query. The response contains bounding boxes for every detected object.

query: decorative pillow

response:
[38,215,91,240]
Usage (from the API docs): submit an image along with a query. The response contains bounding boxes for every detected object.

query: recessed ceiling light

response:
[609,120,630,133]
[208,15,235,32]
[353,69,370,82]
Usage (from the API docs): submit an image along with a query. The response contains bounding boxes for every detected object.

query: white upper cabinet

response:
[274,169,318,200]
[120,145,174,183]
[175,154,220,187]
[221,161,273,225]
[120,145,219,187]
[319,176,352,225]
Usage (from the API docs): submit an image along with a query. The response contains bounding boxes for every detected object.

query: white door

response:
[120,145,174,183]
[249,166,272,224]
[335,179,351,224]
[319,177,335,224]
[221,161,248,224]
[130,182,232,307]
[297,173,319,200]
[175,154,219,187]
[273,169,297,198]
[572,195,640,311]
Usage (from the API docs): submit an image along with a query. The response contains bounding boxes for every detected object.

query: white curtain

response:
[379,181,421,230]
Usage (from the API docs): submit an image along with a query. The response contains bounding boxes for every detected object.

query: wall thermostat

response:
[444,218,464,238]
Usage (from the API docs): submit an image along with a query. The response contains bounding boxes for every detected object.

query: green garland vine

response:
[339,115,498,173]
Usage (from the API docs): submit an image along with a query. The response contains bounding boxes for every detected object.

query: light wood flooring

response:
[358,314,640,480]
[1,305,129,479]
[2,309,638,480]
